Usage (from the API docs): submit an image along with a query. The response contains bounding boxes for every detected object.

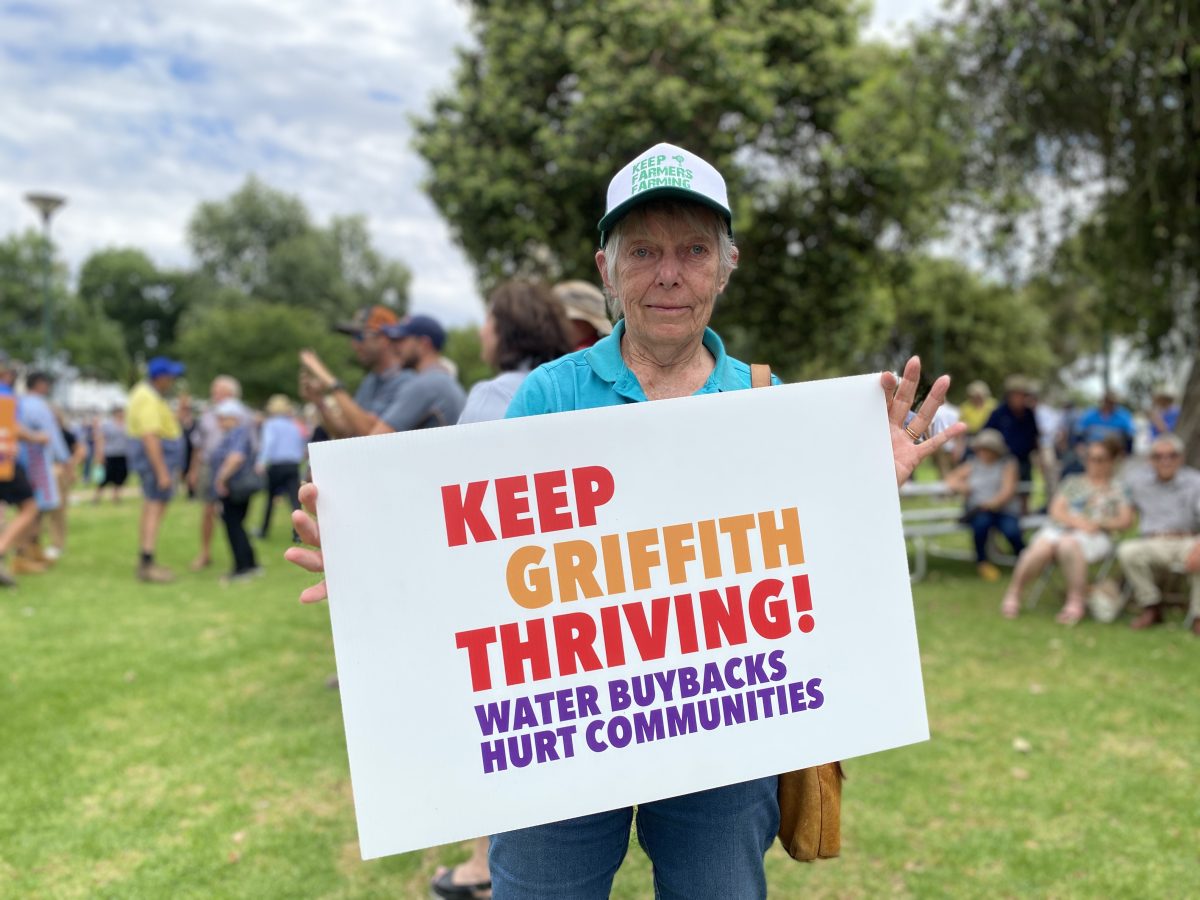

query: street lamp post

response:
[24,192,67,364]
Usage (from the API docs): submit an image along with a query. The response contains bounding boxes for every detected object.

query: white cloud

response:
[0,0,480,325]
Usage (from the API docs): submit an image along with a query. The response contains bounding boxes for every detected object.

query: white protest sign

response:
[310,373,927,859]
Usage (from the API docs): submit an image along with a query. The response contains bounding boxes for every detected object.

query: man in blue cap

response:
[301,314,465,434]
[127,356,187,582]
[376,315,466,431]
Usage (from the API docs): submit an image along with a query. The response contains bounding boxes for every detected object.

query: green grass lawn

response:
[2,494,1198,898]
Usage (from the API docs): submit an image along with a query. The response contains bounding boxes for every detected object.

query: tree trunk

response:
[1178,357,1200,469]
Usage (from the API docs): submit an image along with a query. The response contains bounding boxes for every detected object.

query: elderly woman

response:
[1000,435,1133,623]
[211,398,261,583]
[944,428,1024,581]
[286,142,960,899]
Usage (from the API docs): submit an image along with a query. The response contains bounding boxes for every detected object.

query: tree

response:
[0,230,68,362]
[0,230,129,379]
[175,179,415,407]
[188,176,312,295]
[881,256,1054,397]
[188,179,411,321]
[77,248,189,364]
[414,0,967,377]
[942,0,1200,459]
[174,300,361,408]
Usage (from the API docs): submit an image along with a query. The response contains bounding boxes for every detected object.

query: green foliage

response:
[884,256,1054,399]
[187,178,411,321]
[947,0,1199,329]
[0,230,108,368]
[188,175,312,294]
[77,247,190,364]
[0,230,55,360]
[59,297,132,382]
[175,300,360,408]
[414,0,967,377]
[442,325,492,391]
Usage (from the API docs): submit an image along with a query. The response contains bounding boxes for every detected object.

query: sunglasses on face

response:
[1150,452,1181,461]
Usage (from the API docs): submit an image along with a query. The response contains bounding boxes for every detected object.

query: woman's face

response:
[1084,445,1114,478]
[599,210,728,354]
[479,313,498,368]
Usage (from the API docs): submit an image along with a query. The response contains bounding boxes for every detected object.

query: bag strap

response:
[750,364,771,389]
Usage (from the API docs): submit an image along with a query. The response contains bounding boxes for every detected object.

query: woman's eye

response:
[690,244,707,255]
[632,248,649,258]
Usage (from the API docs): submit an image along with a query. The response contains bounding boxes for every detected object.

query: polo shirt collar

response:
[585,318,741,400]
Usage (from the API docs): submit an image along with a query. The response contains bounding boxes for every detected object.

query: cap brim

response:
[597,188,732,246]
[332,323,363,336]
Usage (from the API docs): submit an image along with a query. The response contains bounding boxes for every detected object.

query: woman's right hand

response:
[284,482,328,604]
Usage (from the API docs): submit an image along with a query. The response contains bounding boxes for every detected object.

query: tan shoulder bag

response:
[750,363,845,862]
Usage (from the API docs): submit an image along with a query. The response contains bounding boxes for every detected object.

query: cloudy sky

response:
[0,0,940,327]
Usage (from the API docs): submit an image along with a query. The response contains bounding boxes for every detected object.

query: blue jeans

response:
[489,776,779,899]
[970,510,1025,562]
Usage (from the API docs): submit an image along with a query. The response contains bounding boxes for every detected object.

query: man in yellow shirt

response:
[127,357,186,583]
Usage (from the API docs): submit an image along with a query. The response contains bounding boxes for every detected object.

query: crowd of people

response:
[933,376,1199,633]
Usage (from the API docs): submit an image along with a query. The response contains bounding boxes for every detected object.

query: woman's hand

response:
[881,357,967,488]
[284,482,327,604]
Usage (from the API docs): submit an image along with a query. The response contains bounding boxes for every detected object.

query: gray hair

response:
[212,375,242,399]
[1151,433,1185,455]
[601,199,736,320]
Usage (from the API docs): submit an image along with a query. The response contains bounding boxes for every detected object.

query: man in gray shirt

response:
[1118,434,1200,633]
[300,305,411,438]
[376,315,465,431]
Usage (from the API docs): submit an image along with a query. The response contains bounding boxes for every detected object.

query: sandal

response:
[431,867,492,900]
[1000,592,1020,620]
[1055,596,1086,626]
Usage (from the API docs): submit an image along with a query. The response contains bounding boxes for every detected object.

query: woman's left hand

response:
[881,356,967,488]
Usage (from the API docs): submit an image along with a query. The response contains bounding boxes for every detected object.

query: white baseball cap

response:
[597,142,732,247]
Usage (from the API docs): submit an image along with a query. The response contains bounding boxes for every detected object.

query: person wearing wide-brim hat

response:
[552,279,613,350]
[945,428,1025,582]
[984,374,1040,493]
[255,394,306,543]
[286,140,966,897]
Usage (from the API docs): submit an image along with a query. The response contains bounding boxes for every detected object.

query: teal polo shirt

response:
[506,319,775,418]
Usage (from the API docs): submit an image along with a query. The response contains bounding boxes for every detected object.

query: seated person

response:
[1000,436,1133,625]
[1118,434,1200,634]
[945,428,1024,581]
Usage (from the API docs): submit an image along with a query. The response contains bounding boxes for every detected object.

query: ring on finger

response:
[904,424,923,443]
